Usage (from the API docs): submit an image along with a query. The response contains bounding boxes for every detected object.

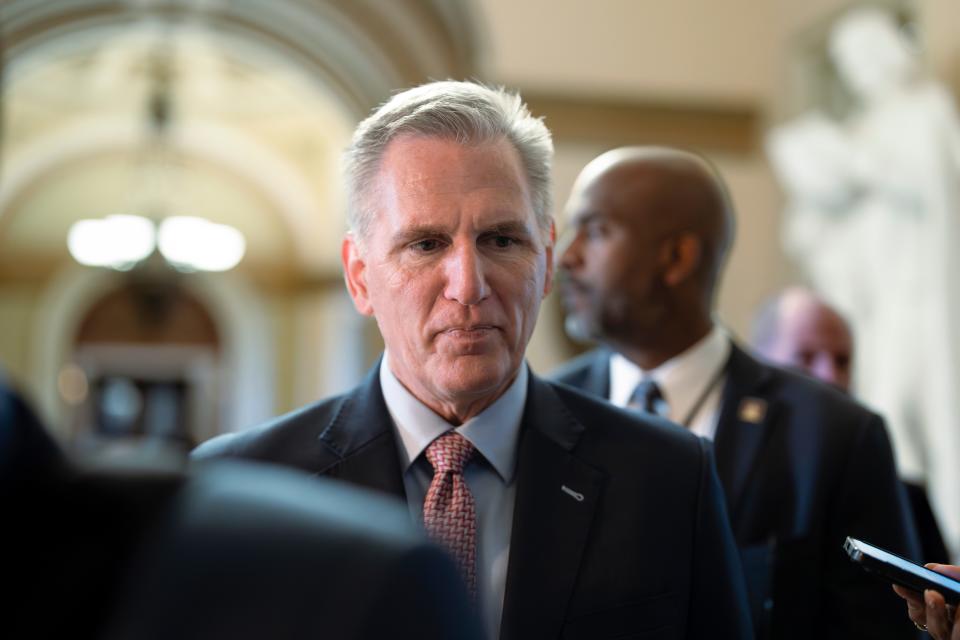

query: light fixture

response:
[66,37,246,274]
[158,216,246,272]
[67,214,156,270]
[67,214,245,273]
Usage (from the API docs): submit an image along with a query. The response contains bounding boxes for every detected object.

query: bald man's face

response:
[559,166,672,343]
[762,300,854,392]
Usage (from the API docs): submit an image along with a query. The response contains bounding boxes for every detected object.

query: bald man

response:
[553,147,921,640]
[751,287,949,566]
[751,287,854,391]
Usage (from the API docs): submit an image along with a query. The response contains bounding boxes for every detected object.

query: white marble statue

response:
[767,7,960,558]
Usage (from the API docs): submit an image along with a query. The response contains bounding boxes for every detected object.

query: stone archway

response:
[2,0,479,118]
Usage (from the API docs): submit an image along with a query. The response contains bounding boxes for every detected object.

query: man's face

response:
[765,303,853,392]
[559,169,669,344]
[342,135,553,415]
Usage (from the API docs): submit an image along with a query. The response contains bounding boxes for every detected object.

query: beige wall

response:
[482,0,959,374]
[922,0,960,90]
[476,0,777,104]
[0,286,40,384]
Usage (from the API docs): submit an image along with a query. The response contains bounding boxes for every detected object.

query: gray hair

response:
[344,80,554,240]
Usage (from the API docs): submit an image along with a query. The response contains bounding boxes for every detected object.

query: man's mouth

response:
[441,325,498,337]
[559,280,590,307]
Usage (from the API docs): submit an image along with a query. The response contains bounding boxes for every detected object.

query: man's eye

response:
[490,235,517,248]
[411,239,442,252]
[584,223,607,240]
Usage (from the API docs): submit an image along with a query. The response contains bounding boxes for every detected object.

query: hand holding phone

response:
[844,536,960,605]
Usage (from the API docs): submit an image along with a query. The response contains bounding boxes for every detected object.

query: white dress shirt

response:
[609,325,731,440]
[380,351,524,640]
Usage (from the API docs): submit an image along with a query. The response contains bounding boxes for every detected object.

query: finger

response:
[894,585,928,626]
[927,590,950,640]
[894,584,924,605]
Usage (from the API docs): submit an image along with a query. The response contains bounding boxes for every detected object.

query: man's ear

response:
[661,233,702,287]
[542,219,557,297]
[342,234,374,316]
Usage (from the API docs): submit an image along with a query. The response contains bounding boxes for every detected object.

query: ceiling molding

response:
[524,93,761,154]
[1,0,480,117]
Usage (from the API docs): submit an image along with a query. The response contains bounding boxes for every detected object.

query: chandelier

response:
[67,38,245,273]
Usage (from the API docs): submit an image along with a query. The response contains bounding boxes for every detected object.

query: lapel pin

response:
[561,485,585,502]
[738,397,767,424]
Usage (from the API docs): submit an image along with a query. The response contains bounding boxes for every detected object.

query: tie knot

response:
[425,431,475,474]
[629,378,664,415]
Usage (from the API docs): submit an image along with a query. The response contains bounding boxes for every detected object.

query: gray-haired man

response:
[194,81,752,640]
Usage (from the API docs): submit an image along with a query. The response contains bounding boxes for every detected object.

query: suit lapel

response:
[314,363,406,500]
[500,374,604,640]
[713,344,777,519]
[580,349,612,398]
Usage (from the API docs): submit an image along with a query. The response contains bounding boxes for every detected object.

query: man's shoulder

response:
[745,353,877,418]
[729,349,884,440]
[533,378,714,518]
[191,391,350,469]
[542,377,706,463]
[549,348,608,386]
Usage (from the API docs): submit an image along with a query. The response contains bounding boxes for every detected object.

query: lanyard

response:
[678,364,727,428]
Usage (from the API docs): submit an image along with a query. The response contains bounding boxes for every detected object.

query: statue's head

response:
[828,7,917,102]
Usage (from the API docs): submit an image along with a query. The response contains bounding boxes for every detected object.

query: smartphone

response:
[844,536,960,605]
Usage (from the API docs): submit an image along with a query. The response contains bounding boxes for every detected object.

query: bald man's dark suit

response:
[194,364,754,640]
[552,344,921,640]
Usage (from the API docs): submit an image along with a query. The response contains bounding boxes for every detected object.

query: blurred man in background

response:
[554,145,920,639]
[751,286,853,391]
[751,287,949,564]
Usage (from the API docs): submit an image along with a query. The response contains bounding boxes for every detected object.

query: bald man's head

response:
[570,147,734,278]
[559,146,734,361]
[751,287,854,392]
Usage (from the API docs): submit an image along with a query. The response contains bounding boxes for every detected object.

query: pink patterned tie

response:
[423,431,478,599]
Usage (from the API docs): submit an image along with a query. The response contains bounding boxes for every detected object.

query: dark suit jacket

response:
[194,365,754,640]
[2,380,479,640]
[552,345,922,640]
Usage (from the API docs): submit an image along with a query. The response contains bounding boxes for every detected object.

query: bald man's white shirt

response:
[610,325,730,440]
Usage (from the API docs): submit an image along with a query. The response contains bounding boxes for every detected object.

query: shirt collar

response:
[379,351,526,484]
[610,325,730,418]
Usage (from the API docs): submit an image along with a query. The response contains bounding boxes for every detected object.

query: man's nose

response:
[558,229,582,271]
[444,244,489,305]
[812,354,840,387]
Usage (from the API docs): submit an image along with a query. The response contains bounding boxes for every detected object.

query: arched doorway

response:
[68,266,219,452]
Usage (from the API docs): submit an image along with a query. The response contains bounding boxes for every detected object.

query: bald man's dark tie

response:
[629,379,666,417]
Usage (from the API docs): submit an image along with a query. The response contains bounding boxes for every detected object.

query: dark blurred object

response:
[2,378,479,640]
[0,375,64,486]
[904,481,951,564]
